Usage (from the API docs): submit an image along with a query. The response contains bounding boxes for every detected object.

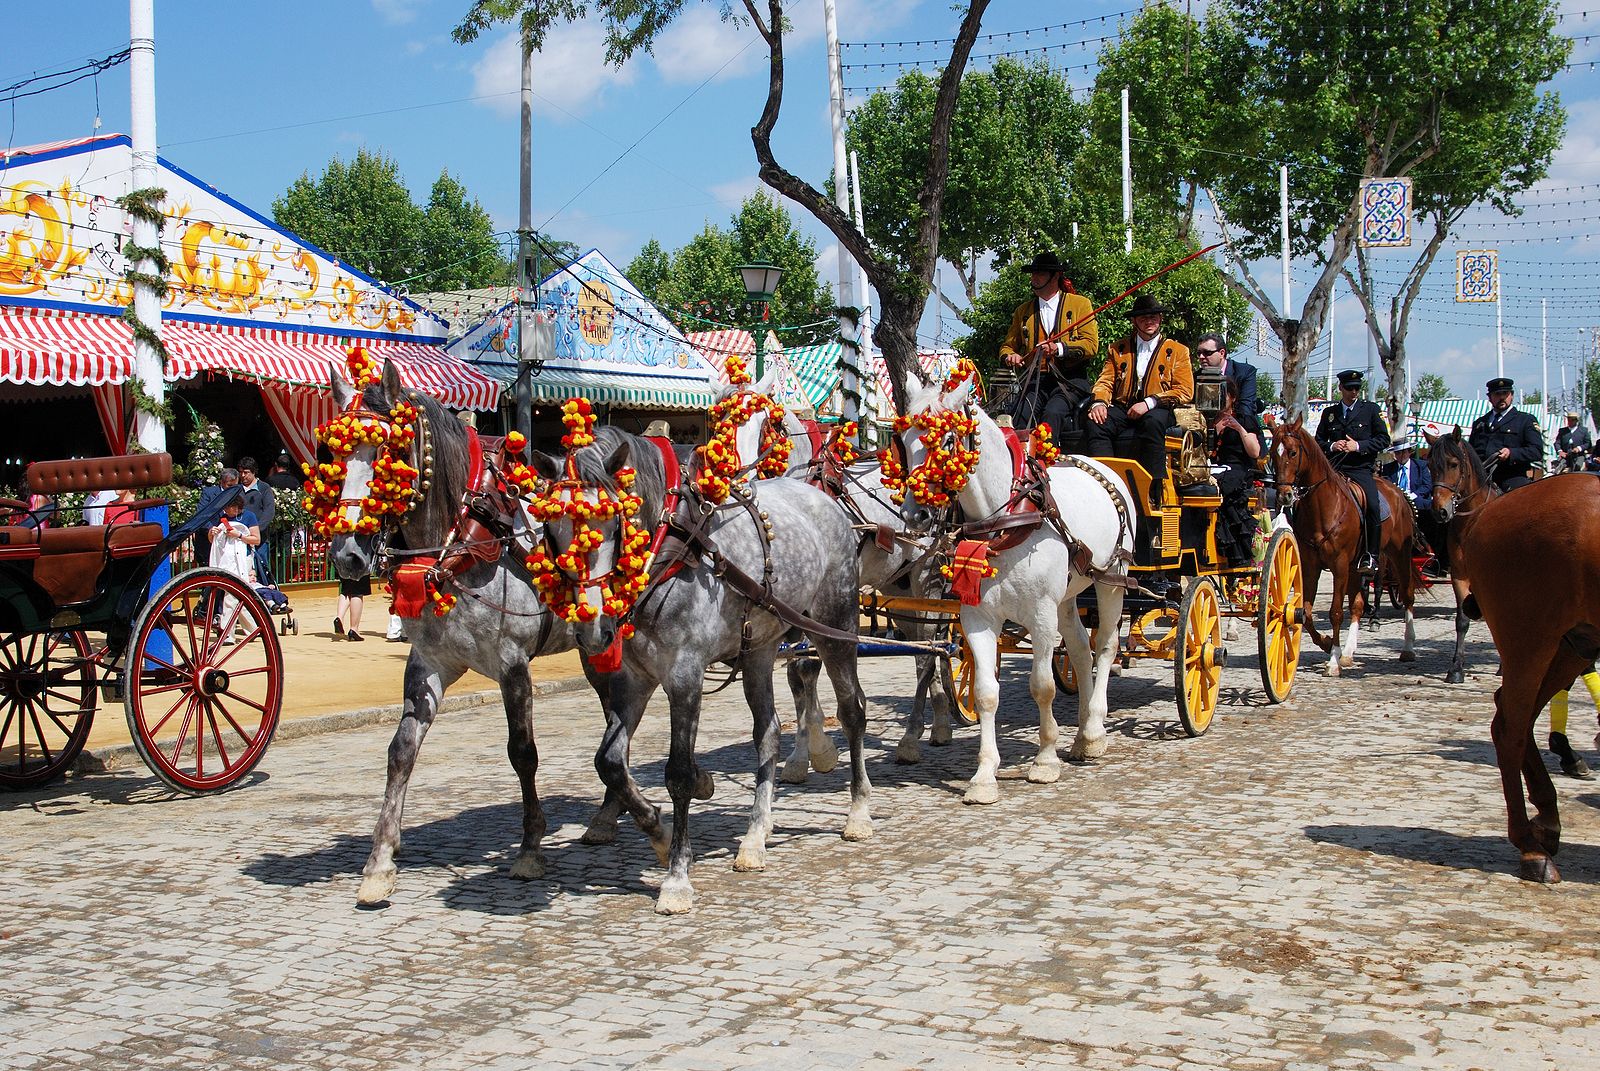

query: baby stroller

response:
[254,579,298,635]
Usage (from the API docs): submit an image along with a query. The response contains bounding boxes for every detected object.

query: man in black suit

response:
[1195,333,1259,422]
[1315,369,1390,573]
[1380,439,1432,510]
[1469,377,1543,491]
[1555,411,1592,473]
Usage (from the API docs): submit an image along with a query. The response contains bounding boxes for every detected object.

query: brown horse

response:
[1442,472,1600,881]
[1271,418,1418,675]
[1424,429,1497,684]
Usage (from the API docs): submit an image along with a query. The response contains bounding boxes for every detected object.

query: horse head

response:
[704,369,792,482]
[317,357,431,583]
[527,432,652,657]
[1269,415,1314,509]
[1425,425,1482,523]
[884,374,987,529]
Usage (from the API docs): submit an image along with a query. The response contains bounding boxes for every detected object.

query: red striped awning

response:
[0,307,501,410]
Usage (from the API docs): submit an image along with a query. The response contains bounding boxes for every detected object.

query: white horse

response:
[896,377,1135,803]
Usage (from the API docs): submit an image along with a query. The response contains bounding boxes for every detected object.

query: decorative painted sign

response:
[1455,249,1499,303]
[0,134,445,341]
[1359,178,1413,248]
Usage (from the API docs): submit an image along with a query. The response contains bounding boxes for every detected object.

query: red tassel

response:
[587,634,625,673]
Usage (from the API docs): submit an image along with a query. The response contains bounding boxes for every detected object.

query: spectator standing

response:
[238,457,276,585]
[264,452,300,491]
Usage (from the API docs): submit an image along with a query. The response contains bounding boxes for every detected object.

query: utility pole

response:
[1542,297,1548,416]
[849,150,874,425]
[515,41,535,441]
[1279,165,1291,316]
[129,0,164,454]
[825,0,861,434]
[1121,87,1132,254]
[1495,266,1504,379]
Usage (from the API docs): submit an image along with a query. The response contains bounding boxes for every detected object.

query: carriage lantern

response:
[1193,365,1226,454]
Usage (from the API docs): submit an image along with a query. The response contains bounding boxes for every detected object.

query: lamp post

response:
[1408,397,1423,450]
[738,260,784,380]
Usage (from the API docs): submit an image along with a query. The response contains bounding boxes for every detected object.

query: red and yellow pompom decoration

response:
[1028,424,1061,465]
[426,583,457,617]
[878,407,981,509]
[693,387,792,502]
[501,430,544,495]
[303,372,422,538]
[939,548,997,586]
[523,450,652,635]
[561,399,597,450]
[724,351,752,386]
[347,346,380,389]
[824,421,860,465]
[941,357,979,395]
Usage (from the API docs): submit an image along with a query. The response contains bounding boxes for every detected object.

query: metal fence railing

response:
[173,528,333,587]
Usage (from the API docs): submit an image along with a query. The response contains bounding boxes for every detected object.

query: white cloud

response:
[788,0,922,43]
[710,175,760,208]
[371,0,426,26]
[652,8,760,84]
[470,25,637,121]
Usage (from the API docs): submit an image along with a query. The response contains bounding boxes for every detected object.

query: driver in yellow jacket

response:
[1001,251,1097,451]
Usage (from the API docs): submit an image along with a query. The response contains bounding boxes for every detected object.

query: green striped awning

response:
[774,341,843,411]
[469,360,719,412]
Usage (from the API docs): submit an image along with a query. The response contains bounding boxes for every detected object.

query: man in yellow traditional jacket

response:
[1000,251,1098,451]
[1086,292,1193,506]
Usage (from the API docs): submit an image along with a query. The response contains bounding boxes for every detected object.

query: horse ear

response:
[753,367,779,397]
[530,450,563,482]
[942,376,975,410]
[1423,429,1437,446]
[1450,425,1463,441]
[603,438,631,476]
[380,359,404,406]
[330,369,354,411]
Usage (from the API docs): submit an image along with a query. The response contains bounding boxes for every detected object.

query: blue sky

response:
[6,1,1600,404]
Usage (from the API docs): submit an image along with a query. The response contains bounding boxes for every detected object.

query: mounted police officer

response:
[1314,369,1389,574]
[1000,251,1097,452]
[1469,377,1543,491]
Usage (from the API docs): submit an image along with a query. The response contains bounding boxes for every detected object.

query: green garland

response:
[117,187,172,421]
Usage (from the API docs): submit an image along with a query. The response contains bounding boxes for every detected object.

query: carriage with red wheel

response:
[0,452,282,792]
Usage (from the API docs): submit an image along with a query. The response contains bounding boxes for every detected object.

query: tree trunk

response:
[874,296,926,414]
[1381,338,1406,430]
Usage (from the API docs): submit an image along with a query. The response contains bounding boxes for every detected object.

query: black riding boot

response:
[1550,731,1595,780]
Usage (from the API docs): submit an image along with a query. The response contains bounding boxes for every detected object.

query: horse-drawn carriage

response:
[0,453,282,792]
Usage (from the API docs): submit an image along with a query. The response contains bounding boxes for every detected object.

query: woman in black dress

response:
[1212,376,1263,566]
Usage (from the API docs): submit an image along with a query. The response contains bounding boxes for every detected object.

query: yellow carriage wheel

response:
[1174,577,1224,737]
[1256,528,1304,704]
[1051,629,1100,695]
[951,642,980,726]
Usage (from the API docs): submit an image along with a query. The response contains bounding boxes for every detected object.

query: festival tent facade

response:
[450,251,719,441]
[0,134,499,478]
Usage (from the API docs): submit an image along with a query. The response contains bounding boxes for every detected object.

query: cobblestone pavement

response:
[5,595,1600,1071]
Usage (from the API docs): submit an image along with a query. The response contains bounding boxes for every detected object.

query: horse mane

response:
[1283,420,1342,488]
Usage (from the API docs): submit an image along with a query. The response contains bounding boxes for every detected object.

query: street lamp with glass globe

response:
[737,260,783,379]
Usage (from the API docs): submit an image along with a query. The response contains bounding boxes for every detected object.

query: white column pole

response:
[1121,86,1132,254]
[849,148,874,422]
[1495,269,1504,379]
[129,0,165,452]
[1542,297,1548,415]
[1279,165,1291,314]
[515,41,534,440]
[825,0,861,430]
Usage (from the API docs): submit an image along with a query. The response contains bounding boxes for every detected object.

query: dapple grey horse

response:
[531,426,871,914]
[328,362,643,905]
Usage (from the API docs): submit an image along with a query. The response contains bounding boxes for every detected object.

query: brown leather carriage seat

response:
[26,452,173,495]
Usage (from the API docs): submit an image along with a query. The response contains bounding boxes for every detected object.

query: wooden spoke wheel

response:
[1256,529,1304,704]
[124,569,282,794]
[1051,629,1101,695]
[1174,577,1224,737]
[0,630,96,790]
[950,641,980,727]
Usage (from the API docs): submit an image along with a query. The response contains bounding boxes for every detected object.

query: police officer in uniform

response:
[1314,369,1390,573]
[1000,251,1098,451]
[1469,376,1543,491]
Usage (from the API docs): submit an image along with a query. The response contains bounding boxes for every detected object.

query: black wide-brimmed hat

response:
[1128,293,1170,317]
[1486,376,1514,394]
[1336,369,1364,389]
[1022,251,1066,275]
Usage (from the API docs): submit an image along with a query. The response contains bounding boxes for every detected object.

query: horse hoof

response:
[1068,735,1107,761]
[1445,670,1465,685]
[779,758,810,784]
[1339,655,1356,669]
[841,815,874,842]
[355,868,397,907]
[930,726,954,746]
[509,852,545,881]
[656,880,694,914]
[894,739,922,765]
[1399,650,1417,664]
[733,839,767,872]
[1518,854,1561,883]
[1027,762,1062,784]
[580,820,618,846]
[1325,662,1342,678]
[963,781,1000,805]
[693,771,716,801]
[810,747,839,774]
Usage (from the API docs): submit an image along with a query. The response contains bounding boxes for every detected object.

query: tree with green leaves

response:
[1202,0,1569,416]
[627,192,837,345]
[843,59,1085,314]
[456,0,993,412]
[273,151,513,290]
[1413,373,1452,403]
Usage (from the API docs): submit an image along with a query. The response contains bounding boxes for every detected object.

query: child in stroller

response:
[254,578,298,635]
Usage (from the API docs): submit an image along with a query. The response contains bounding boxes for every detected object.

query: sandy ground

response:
[80,587,585,751]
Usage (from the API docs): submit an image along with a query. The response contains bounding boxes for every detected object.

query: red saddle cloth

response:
[947,539,994,606]
[389,557,437,619]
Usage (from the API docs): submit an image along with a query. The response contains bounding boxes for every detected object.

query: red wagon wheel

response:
[124,569,282,794]
[0,630,96,790]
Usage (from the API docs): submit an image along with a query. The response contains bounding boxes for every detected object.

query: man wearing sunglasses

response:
[1195,333,1259,422]
[1469,377,1543,491]
[1314,369,1390,574]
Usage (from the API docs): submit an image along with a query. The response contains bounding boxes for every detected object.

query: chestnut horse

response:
[1442,472,1600,881]
[1424,429,1497,684]
[1271,419,1417,674]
